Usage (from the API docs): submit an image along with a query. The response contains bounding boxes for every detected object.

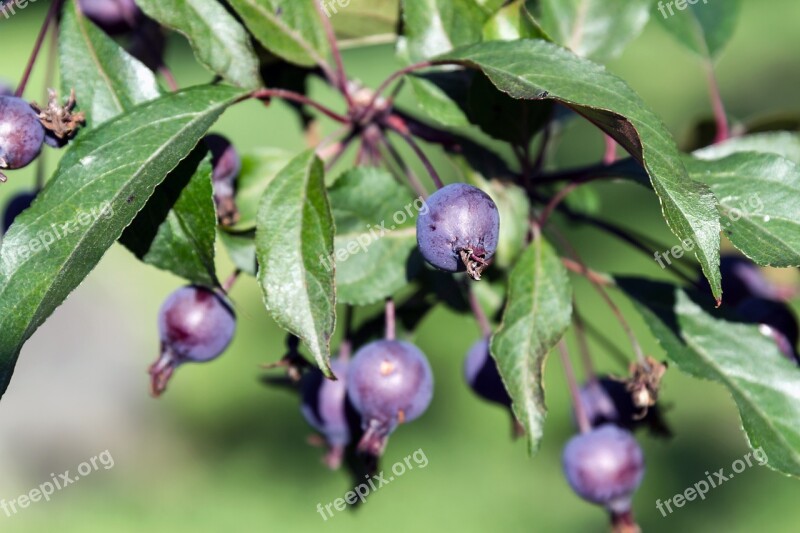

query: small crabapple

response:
[148,285,236,396]
[346,340,433,455]
[416,183,500,280]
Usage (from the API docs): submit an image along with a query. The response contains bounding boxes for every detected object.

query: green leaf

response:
[491,234,573,454]
[438,39,722,301]
[228,148,294,231]
[694,132,800,165]
[137,0,261,89]
[686,153,800,267]
[398,0,488,127]
[398,0,488,62]
[331,0,399,39]
[0,85,245,398]
[328,167,419,305]
[119,149,218,285]
[228,0,330,68]
[219,229,257,276]
[655,0,742,59]
[482,0,549,42]
[406,76,471,128]
[535,0,651,61]
[255,151,336,377]
[59,0,161,127]
[620,279,800,477]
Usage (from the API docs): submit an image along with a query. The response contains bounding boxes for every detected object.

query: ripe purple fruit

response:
[204,134,241,226]
[719,255,779,307]
[301,358,352,469]
[78,0,142,35]
[149,285,236,396]
[2,191,37,234]
[416,183,500,280]
[562,425,645,514]
[347,340,433,455]
[0,96,45,181]
[578,378,672,437]
[464,338,510,407]
[464,338,525,437]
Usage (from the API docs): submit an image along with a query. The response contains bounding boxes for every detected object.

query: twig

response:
[467,285,492,337]
[251,89,349,124]
[705,61,729,144]
[572,309,596,381]
[16,0,64,97]
[378,132,428,199]
[385,298,396,340]
[314,0,354,109]
[384,115,445,189]
[559,340,591,434]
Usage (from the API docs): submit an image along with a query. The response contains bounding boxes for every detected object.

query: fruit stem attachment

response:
[554,230,649,370]
[222,269,241,294]
[384,115,445,189]
[16,0,64,98]
[250,89,349,124]
[378,132,429,199]
[385,298,396,340]
[467,285,492,337]
[314,0,354,110]
[558,340,591,434]
[573,308,597,381]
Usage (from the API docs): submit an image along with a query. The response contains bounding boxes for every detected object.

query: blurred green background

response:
[1,1,799,532]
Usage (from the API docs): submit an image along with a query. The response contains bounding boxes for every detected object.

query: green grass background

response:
[0,1,799,532]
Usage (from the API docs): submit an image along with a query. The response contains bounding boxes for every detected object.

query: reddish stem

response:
[467,285,492,337]
[603,135,617,165]
[706,61,729,143]
[377,132,429,199]
[559,341,591,434]
[16,0,64,97]
[251,89,349,124]
[159,66,180,92]
[314,0,354,110]
[222,269,241,294]
[538,180,583,227]
[365,61,434,119]
[385,298,396,340]
[384,115,445,189]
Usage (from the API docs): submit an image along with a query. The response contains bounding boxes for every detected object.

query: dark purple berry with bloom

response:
[78,0,142,35]
[301,358,352,469]
[2,191,37,234]
[578,378,672,438]
[347,340,433,455]
[464,337,524,437]
[718,255,780,307]
[0,96,45,181]
[562,425,645,514]
[464,338,510,406]
[204,134,241,226]
[149,285,236,396]
[736,297,799,364]
[416,183,500,280]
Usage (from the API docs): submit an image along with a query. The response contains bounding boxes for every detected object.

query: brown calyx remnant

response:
[31,88,85,142]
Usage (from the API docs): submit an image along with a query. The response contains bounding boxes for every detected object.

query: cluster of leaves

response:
[1,0,799,483]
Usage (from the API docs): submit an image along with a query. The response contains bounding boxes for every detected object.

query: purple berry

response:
[0,96,45,179]
[416,183,500,280]
[204,134,241,226]
[346,340,433,455]
[2,191,37,234]
[149,285,236,396]
[78,0,142,35]
[464,338,511,407]
[578,378,672,437]
[736,297,799,363]
[719,255,779,307]
[562,425,645,513]
[301,358,352,468]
